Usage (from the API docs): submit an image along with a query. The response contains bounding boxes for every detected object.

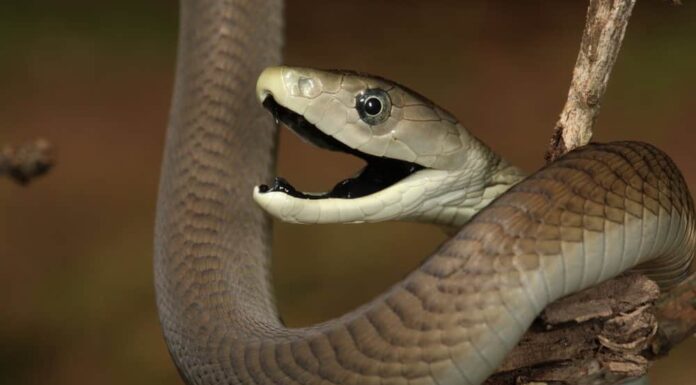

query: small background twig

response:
[0,139,54,185]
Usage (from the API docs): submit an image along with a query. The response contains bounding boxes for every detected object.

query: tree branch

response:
[485,274,696,385]
[545,0,636,162]
[485,0,696,384]
[0,139,54,185]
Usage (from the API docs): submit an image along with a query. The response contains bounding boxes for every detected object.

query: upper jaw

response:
[256,66,328,108]
[261,95,353,154]
[258,94,424,200]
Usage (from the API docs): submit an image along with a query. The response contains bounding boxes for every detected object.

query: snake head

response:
[254,66,508,225]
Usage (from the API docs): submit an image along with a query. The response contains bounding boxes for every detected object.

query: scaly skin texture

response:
[154,2,695,385]
[154,1,282,382]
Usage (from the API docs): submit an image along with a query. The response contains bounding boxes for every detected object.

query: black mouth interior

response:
[259,96,424,199]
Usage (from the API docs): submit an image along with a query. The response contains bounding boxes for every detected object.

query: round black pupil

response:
[364,97,382,116]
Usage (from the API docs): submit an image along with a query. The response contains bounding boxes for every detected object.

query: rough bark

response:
[485,275,696,385]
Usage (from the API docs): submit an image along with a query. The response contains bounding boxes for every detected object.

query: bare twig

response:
[0,139,54,184]
[545,0,636,162]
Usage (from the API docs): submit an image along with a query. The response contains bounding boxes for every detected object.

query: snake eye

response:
[364,97,382,115]
[356,89,391,125]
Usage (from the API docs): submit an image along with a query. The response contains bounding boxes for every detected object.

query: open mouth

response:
[259,96,424,199]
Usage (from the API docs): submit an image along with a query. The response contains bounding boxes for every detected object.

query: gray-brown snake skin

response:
[154,1,695,384]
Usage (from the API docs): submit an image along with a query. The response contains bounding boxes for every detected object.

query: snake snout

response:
[256,66,286,103]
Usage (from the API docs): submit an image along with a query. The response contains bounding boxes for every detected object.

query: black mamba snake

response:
[154,2,695,384]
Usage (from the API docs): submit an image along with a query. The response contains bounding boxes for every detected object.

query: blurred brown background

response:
[0,1,694,384]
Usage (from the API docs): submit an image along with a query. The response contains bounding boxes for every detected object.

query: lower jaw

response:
[251,169,437,225]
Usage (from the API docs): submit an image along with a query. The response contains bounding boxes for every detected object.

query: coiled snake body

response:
[155,1,695,384]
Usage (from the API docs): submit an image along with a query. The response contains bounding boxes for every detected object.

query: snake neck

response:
[415,137,527,229]
[465,156,527,220]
